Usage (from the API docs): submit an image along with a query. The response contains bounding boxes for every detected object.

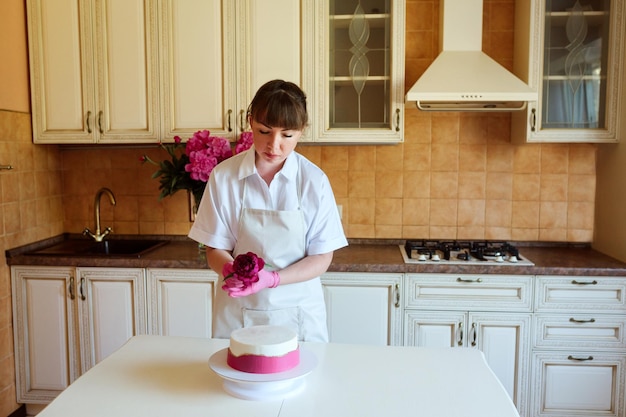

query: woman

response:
[188,79,347,342]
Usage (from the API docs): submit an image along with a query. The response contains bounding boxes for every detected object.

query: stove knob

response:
[495,255,504,262]
[509,256,518,263]
[431,254,441,261]
[418,254,428,261]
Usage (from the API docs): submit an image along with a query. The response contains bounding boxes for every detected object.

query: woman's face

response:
[250,119,301,167]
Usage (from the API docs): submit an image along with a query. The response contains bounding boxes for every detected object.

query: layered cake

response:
[226,325,300,374]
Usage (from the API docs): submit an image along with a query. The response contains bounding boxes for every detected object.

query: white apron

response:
[212,172,329,342]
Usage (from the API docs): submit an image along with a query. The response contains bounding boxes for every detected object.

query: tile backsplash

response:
[58,111,596,242]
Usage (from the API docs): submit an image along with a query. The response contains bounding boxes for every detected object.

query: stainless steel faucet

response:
[83,187,116,242]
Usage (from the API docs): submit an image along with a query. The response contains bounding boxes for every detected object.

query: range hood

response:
[405,0,537,111]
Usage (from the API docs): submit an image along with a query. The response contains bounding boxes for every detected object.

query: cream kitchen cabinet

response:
[321,272,403,346]
[512,0,625,143]
[159,0,312,141]
[530,276,626,417]
[309,0,405,143]
[404,274,533,417]
[26,0,160,144]
[11,266,146,404]
[146,268,218,338]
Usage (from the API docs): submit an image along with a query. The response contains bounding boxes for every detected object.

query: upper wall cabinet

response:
[159,0,311,142]
[512,0,625,143]
[307,0,405,143]
[27,0,160,144]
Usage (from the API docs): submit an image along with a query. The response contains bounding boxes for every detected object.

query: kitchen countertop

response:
[6,235,626,276]
[36,335,520,417]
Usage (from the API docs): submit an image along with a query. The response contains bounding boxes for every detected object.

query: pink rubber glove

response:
[226,270,280,298]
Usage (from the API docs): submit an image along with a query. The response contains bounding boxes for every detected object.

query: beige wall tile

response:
[429,198,458,226]
[375,198,403,225]
[458,199,486,227]
[485,200,512,227]
[568,174,596,202]
[541,144,569,174]
[540,174,568,202]
[458,172,486,199]
[486,172,512,200]
[348,197,375,225]
[431,144,459,171]
[430,171,458,199]
[513,145,541,173]
[512,201,540,229]
[459,144,487,172]
[348,171,376,198]
[376,171,403,198]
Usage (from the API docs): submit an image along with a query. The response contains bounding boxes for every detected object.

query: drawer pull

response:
[457,277,482,283]
[470,322,477,347]
[394,283,400,308]
[79,277,86,301]
[568,355,593,361]
[69,276,75,300]
[457,322,464,346]
[569,317,596,323]
[571,279,598,285]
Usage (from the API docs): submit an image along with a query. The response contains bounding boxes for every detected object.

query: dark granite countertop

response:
[6,235,626,277]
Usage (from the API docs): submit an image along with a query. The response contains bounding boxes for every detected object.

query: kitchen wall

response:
[0,1,65,415]
[60,0,596,243]
[594,61,626,262]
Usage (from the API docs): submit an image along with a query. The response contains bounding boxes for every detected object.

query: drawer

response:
[535,276,626,313]
[534,313,626,350]
[405,274,533,312]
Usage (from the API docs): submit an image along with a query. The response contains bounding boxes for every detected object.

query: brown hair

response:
[247,80,308,131]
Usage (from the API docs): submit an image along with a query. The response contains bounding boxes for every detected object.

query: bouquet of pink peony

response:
[141,130,253,205]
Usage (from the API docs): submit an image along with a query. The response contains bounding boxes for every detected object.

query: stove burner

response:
[403,240,530,265]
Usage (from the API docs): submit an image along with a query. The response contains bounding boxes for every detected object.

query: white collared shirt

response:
[188,147,347,256]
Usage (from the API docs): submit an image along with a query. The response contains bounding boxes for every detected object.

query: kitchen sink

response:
[27,238,169,258]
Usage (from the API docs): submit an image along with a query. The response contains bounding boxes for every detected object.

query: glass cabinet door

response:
[512,0,624,143]
[312,0,404,143]
[542,0,610,130]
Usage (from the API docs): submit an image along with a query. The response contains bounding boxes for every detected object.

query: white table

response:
[37,335,520,417]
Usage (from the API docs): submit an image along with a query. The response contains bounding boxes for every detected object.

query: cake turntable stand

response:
[208,348,317,401]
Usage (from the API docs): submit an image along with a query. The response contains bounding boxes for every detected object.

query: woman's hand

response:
[223,269,280,297]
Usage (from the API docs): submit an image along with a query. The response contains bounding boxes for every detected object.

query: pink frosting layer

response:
[227,348,300,374]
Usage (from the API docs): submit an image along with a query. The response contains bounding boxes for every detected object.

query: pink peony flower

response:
[184,130,232,182]
[235,131,254,154]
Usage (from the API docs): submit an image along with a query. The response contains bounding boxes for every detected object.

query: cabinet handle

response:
[394,283,400,308]
[530,107,536,132]
[457,322,464,346]
[568,355,593,361]
[470,322,477,346]
[394,108,400,132]
[86,111,92,133]
[569,317,596,323]
[456,277,482,283]
[571,279,598,285]
[227,109,233,132]
[79,277,86,301]
[69,276,75,300]
[97,111,103,134]
[239,109,246,132]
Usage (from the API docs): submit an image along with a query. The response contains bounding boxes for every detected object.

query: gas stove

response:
[400,239,533,266]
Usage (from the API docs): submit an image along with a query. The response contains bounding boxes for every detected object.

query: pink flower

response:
[184,130,232,182]
[235,131,254,154]
[222,252,266,286]
[233,251,265,278]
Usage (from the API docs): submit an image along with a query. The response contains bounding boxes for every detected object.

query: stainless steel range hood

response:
[405,0,537,111]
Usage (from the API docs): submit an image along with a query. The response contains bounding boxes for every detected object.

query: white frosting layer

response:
[229,325,298,358]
